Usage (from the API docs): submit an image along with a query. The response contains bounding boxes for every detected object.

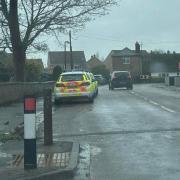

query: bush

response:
[53,66,62,81]
[25,60,43,82]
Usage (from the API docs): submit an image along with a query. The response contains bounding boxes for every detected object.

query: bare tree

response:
[0,0,117,81]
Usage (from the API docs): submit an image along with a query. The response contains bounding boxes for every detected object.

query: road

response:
[52,84,180,180]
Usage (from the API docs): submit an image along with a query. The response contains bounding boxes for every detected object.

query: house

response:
[104,42,148,77]
[47,51,87,73]
[104,42,180,79]
[86,55,104,70]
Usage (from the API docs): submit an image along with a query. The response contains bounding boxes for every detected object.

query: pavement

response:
[0,97,80,180]
[0,140,79,180]
[151,83,180,91]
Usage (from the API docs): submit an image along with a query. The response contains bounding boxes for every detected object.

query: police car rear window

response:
[61,74,84,82]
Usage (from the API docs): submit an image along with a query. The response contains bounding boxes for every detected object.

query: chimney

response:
[135,42,140,53]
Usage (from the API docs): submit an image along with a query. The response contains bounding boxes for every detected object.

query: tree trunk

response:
[13,49,26,82]
[9,0,26,81]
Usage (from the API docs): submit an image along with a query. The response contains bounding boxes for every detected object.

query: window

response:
[123,57,130,64]
[74,65,81,70]
[61,74,84,82]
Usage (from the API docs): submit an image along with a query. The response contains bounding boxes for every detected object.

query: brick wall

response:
[112,56,141,75]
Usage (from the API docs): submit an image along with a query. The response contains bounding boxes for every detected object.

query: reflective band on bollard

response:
[24,96,37,169]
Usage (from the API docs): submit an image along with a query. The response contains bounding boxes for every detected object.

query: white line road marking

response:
[143,97,148,101]
[130,91,176,113]
[160,106,175,113]
[149,100,159,105]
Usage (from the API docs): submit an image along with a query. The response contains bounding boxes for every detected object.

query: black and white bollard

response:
[24,96,37,169]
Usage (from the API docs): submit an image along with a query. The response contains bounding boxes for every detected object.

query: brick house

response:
[104,42,148,77]
[86,55,104,70]
[104,42,180,79]
[48,51,87,73]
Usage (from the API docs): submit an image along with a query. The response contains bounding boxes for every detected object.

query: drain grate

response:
[9,152,71,168]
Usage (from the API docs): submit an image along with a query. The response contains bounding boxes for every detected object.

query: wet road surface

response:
[51,84,180,180]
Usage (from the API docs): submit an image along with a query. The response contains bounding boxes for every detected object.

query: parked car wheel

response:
[127,84,133,90]
[130,84,133,90]
[109,83,114,90]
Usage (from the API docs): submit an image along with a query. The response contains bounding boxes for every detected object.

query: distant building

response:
[47,51,87,73]
[104,42,180,77]
[104,42,148,77]
[86,55,104,70]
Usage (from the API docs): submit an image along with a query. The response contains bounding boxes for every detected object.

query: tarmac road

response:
[53,84,180,180]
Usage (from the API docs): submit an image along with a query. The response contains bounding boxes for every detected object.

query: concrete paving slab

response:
[0,140,79,180]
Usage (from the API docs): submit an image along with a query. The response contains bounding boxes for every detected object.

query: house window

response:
[74,65,81,70]
[123,57,130,64]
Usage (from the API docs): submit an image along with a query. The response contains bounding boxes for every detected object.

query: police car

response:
[54,71,98,103]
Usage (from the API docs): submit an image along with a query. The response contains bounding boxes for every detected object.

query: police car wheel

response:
[88,96,94,103]
[54,98,61,105]
[96,89,98,96]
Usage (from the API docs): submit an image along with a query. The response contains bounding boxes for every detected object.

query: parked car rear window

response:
[114,72,129,77]
[61,74,84,82]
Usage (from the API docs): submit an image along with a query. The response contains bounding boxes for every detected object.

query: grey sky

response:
[31,0,180,66]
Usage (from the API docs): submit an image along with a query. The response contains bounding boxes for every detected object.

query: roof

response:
[48,51,86,65]
[113,71,129,73]
[86,55,104,69]
[87,56,103,64]
[111,47,148,57]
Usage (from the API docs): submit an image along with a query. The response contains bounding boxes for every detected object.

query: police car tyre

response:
[96,89,98,96]
[54,98,61,104]
[88,96,94,103]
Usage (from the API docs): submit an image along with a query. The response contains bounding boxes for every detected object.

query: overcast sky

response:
[31,0,180,66]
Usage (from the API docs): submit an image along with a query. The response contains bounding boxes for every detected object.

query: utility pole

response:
[140,42,143,75]
[64,41,69,72]
[69,31,73,71]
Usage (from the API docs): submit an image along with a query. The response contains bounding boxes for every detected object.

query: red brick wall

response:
[112,56,141,75]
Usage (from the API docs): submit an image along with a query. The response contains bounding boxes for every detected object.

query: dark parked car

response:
[109,71,133,90]
[94,74,107,85]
